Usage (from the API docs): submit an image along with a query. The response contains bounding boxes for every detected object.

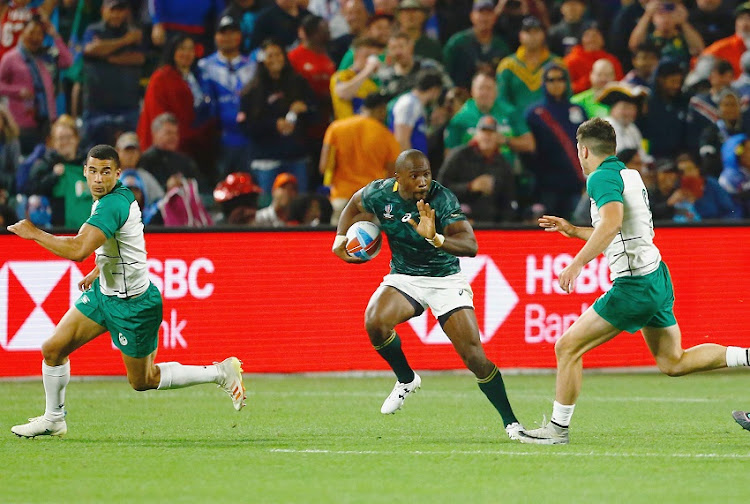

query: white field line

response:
[268,448,750,459]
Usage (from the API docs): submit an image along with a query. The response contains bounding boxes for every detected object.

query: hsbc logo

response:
[408,255,518,344]
[0,261,84,351]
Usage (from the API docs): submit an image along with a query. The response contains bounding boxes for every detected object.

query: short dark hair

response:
[300,14,325,37]
[633,41,659,57]
[87,144,120,168]
[415,69,443,91]
[352,36,384,50]
[576,118,617,156]
[712,58,734,76]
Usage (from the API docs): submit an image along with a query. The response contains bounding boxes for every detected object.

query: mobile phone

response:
[661,2,676,12]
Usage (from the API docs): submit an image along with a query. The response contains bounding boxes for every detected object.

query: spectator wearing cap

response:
[115,132,165,207]
[151,0,226,56]
[198,14,258,176]
[388,68,443,152]
[689,0,734,48]
[442,0,510,89]
[732,50,750,106]
[377,31,452,102]
[701,2,750,78]
[564,22,623,94]
[395,0,443,62]
[336,10,392,70]
[330,0,369,67]
[699,89,750,179]
[599,83,651,164]
[629,1,704,70]
[444,70,534,165]
[623,41,660,88]
[496,16,563,115]
[138,112,204,190]
[637,58,688,160]
[213,171,262,224]
[525,63,586,219]
[222,0,273,55]
[686,58,735,148]
[547,0,588,57]
[0,15,73,154]
[254,172,298,226]
[320,91,401,223]
[570,59,615,119]
[331,36,383,120]
[250,0,312,50]
[437,115,518,223]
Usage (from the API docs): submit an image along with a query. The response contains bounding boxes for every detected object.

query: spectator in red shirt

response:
[289,15,335,102]
[564,21,623,94]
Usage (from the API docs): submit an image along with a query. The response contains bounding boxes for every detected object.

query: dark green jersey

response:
[361,178,467,277]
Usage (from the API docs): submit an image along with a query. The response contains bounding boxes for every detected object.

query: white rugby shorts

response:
[380,272,474,317]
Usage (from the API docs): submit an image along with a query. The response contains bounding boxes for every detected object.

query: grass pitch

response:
[2,372,749,504]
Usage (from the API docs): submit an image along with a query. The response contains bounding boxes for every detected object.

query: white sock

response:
[42,360,70,421]
[726,347,750,367]
[156,362,221,390]
[551,400,575,428]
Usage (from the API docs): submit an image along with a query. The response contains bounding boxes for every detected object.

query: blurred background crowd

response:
[2,0,750,229]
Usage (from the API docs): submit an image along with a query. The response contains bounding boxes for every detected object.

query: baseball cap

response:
[655,159,678,173]
[217,14,241,31]
[397,0,427,12]
[116,132,140,150]
[476,115,499,132]
[272,173,298,191]
[472,0,494,11]
[520,16,543,31]
[103,0,130,8]
[213,172,262,203]
[736,2,750,18]
[367,10,395,25]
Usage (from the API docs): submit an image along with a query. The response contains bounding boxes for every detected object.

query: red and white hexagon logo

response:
[407,255,518,344]
[0,261,84,351]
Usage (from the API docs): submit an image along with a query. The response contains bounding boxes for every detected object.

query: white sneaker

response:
[381,373,421,414]
[216,357,246,411]
[517,421,569,445]
[11,416,67,438]
[505,422,525,440]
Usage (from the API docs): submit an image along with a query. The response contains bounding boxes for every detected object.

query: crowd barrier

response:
[0,226,748,376]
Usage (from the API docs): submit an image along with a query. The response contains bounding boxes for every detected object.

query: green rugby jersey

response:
[361,178,467,277]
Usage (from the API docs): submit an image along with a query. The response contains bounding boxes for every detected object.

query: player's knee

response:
[128,375,157,391]
[657,359,687,377]
[554,335,574,361]
[41,339,64,365]
[364,311,391,342]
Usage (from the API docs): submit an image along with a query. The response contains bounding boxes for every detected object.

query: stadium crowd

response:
[2,0,750,229]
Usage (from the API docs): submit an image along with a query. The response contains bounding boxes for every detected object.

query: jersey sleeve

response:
[360,180,381,215]
[436,188,467,229]
[587,169,624,209]
[85,193,130,238]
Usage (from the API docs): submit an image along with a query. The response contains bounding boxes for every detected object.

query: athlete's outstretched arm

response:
[407,200,478,257]
[332,189,373,264]
[538,215,594,241]
[7,220,107,262]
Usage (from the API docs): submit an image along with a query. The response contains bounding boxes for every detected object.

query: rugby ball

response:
[345,221,382,261]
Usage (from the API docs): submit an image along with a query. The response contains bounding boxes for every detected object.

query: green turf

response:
[2,372,750,503]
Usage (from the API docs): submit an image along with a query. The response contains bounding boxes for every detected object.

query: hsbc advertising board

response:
[0,227,748,376]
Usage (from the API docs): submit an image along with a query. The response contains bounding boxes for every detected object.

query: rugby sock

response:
[477,366,518,427]
[374,331,415,383]
[42,360,70,421]
[725,347,750,367]
[551,401,575,428]
[156,362,221,389]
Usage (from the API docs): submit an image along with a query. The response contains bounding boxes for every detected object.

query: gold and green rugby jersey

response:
[361,178,467,277]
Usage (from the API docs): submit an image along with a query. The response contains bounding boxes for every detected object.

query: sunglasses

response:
[545,76,566,83]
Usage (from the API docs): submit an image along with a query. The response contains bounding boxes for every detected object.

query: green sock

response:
[477,366,518,427]
[374,331,415,383]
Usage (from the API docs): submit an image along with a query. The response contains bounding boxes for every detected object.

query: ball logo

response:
[407,255,518,344]
[0,261,84,351]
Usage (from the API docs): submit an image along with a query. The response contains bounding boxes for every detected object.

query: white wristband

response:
[426,233,445,248]
[333,235,347,251]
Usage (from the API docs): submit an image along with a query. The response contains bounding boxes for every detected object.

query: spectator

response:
[496,16,562,115]
[623,41,660,88]
[319,91,400,223]
[336,10,393,70]
[374,0,399,16]
[222,0,272,55]
[433,0,473,46]
[648,159,679,220]
[199,14,258,176]
[213,171,262,224]
[609,0,646,68]
[250,0,311,50]
[732,50,750,105]
[674,152,739,220]
[689,0,734,48]
[437,115,517,223]
[564,21,623,95]
[618,147,653,189]
[395,0,443,62]
[701,2,750,78]
[138,112,203,189]
[525,63,586,219]
[444,70,534,164]
[0,104,21,195]
[700,88,750,179]
[288,192,333,225]
[28,116,91,229]
[719,133,750,216]
[254,172,298,226]
[426,84,470,170]
[0,0,56,63]
[547,0,587,57]
[115,132,166,206]
[0,15,73,154]
[377,31,452,102]
[330,0,369,67]
[120,169,163,226]
[686,58,734,148]
[441,0,509,89]
[600,83,651,164]
[150,0,225,55]
[629,1,704,71]
[308,0,349,40]
[330,36,383,120]
[0,185,18,227]
[239,38,316,196]
[638,58,688,160]
[81,0,145,146]
[493,0,550,53]
[137,33,215,170]
[570,58,615,119]
[388,68,443,152]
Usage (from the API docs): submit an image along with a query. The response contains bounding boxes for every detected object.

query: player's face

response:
[84,157,121,200]
[576,141,593,175]
[397,161,432,201]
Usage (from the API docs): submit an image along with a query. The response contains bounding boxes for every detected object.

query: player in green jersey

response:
[517,118,750,445]
[7,145,245,439]
[332,149,524,441]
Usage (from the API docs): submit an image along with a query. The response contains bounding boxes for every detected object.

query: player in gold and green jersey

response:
[332,149,524,441]
[518,118,750,445]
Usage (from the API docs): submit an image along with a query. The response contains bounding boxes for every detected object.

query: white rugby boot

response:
[505,422,525,441]
[381,373,421,414]
[216,357,246,411]
[11,416,67,438]
[517,421,569,445]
